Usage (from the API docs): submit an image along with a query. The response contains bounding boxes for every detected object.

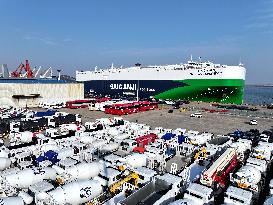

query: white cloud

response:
[23,35,56,45]
[63,38,72,42]
[246,0,273,33]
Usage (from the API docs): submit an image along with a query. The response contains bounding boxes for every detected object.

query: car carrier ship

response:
[76,57,246,104]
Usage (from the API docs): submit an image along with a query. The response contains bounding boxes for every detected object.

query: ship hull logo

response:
[110,83,137,90]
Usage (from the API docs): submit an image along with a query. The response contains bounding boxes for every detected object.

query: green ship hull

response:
[154,79,245,104]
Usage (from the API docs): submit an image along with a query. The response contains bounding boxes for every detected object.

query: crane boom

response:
[109,172,139,194]
[200,148,237,187]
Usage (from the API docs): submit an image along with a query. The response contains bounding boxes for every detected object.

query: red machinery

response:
[133,133,158,153]
[11,60,34,78]
[66,100,93,109]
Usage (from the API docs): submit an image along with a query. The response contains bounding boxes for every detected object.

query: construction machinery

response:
[194,147,207,160]
[200,148,238,189]
[10,60,33,78]
[109,172,139,195]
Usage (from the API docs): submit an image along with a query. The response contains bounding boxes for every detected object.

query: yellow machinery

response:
[179,108,187,112]
[194,147,207,160]
[109,172,139,194]
[56,176,64,185]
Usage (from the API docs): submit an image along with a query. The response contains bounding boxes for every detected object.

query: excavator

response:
[10,60,34,78]
[109,172,139,195]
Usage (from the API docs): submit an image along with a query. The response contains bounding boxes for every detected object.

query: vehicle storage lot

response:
[33,102,273,135]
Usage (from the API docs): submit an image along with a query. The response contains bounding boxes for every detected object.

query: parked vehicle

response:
[190,113,202,118]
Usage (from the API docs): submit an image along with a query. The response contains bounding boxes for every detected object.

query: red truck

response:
[105,101,158,116]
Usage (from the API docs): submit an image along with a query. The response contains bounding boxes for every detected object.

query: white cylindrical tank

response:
[108,128,120,136]
[18,131,33,143]
[40,143,58,153]
[5,167,56,189]
[80,136,95,144]
[0,197,24,205]
[65,162,102,180]
[235,165,261,185]
[0,157,11,170]
[100,143,119,152]
[124,153,148,168]
[0,149,9,158]
[48,180,103,205]
[115,133,130,140]
[18,191,33,204]
[91,140,107,148]
[56,148,74,160]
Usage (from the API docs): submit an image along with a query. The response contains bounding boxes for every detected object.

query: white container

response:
[40,143,59,153]
[5,167,56,189]
[48,180,103,205]
[92,140,107,149]
[57,148,74,160]
[80,136,95,144]
[19,131,33,143]
[0,157,11,170]
[65,162,102,180]
[124,153,148,168]
[100,143,119,152]
[0,149,9,158]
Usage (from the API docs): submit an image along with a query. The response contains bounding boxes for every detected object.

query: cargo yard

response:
[1,100,273,205]
[33,102,273,135]
[2,0,273,204]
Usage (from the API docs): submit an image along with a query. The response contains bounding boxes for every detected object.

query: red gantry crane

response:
[11,60,34,78]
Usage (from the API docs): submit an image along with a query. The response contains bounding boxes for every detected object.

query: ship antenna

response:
[190,54,193,61]
[239,57,243,66]
[111,63,114,70]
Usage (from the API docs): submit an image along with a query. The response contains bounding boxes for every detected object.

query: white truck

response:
[246,157,269,176]
[177,183,214,205]
[84,117,124,131]
[9,131,34,147]
[189,132,213,145]
[223,186,254,205]
[230,165,264,201]
[252,144,272,161]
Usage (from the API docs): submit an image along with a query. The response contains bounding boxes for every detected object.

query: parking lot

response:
[33,102,273,135]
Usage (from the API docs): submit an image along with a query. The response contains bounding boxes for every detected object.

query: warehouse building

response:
[0,79,84,107]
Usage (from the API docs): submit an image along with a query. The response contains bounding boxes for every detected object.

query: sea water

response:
[244,85,273,105]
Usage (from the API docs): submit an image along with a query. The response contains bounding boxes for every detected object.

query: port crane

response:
[10,60,34,78]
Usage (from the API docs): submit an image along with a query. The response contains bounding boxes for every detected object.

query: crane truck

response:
[200,148,238,189]
[179,148,238,204]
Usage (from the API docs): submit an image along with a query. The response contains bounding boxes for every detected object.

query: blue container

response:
[36,156,46,164]
[178,135,186,144]
[161,133,176,140]
[233,130,244,138]
[44,150,59,164]
[35,110,56,117]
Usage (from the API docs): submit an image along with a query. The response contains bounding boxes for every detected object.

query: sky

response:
[0,0,273,84]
